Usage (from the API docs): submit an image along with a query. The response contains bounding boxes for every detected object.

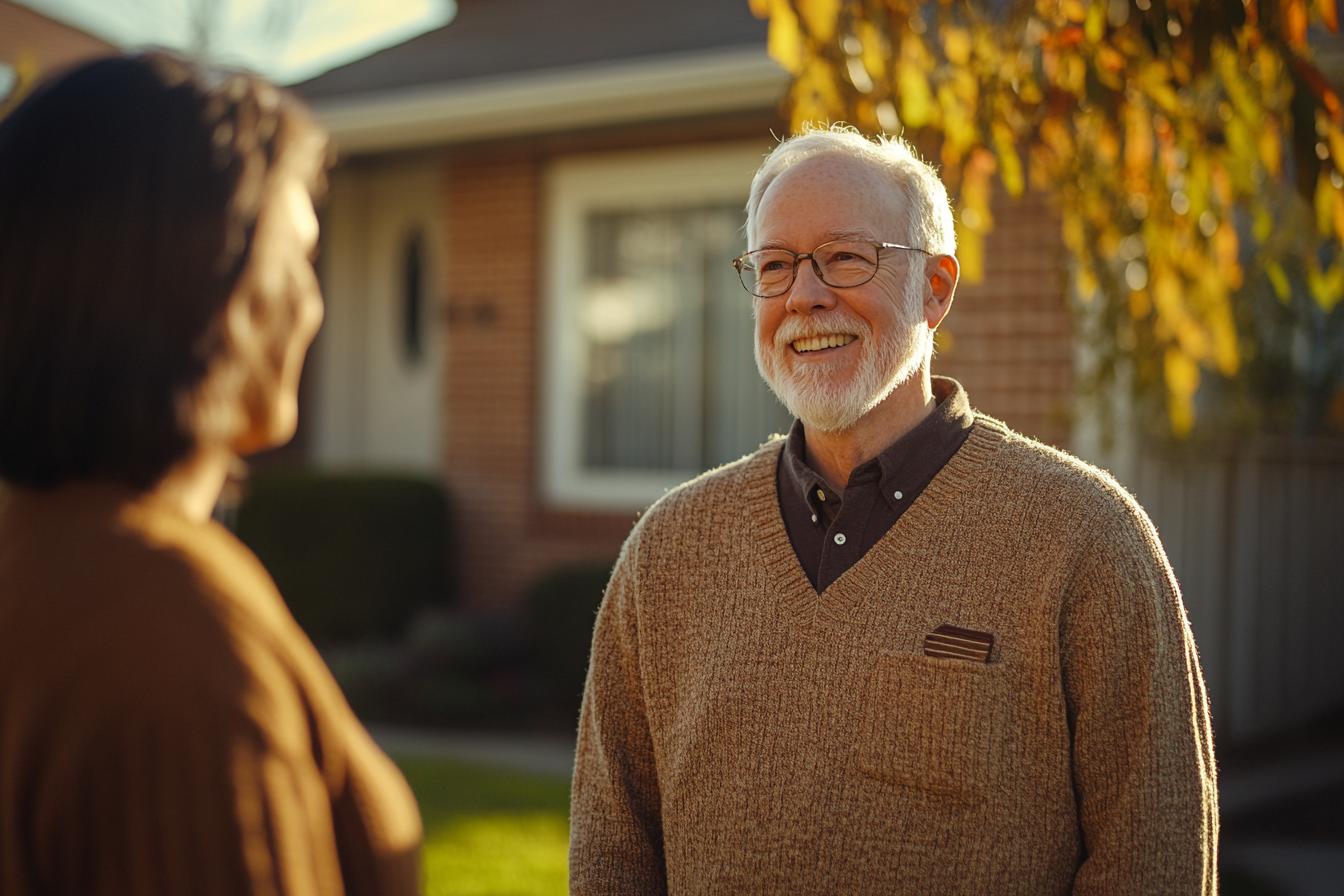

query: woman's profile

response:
[0,54,421,894]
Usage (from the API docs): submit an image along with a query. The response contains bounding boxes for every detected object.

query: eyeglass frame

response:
[732,239,934,299]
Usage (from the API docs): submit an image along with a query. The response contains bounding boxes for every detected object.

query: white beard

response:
[755,268,929,433]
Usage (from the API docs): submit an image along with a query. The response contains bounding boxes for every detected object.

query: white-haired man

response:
[569,126,1218,894]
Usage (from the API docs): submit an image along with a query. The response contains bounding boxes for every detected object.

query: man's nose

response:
[784,259,838,314]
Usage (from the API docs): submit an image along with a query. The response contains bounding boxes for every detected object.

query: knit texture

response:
[569,417,1218,895]
[0,483,422,896]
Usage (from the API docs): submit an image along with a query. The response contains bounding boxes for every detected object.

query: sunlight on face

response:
[751,155,931,433]
[229,172,324,455]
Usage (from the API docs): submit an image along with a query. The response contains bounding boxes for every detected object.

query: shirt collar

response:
[779,376,974,516]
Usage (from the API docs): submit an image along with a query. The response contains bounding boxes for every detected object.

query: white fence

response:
[1116,438,1344,742]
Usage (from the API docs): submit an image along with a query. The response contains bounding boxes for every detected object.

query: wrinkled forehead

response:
[754,152,906,245]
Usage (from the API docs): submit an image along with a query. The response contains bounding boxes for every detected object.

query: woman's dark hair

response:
[0,52,326,490]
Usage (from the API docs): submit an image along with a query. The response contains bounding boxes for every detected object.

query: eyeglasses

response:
[733,240,932,299]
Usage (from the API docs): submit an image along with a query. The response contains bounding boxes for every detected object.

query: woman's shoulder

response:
[0,483,327,724]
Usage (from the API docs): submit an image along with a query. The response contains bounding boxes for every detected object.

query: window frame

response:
[540,141,770,512]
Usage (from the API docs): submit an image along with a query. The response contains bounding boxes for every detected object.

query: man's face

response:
[751,154,930,433]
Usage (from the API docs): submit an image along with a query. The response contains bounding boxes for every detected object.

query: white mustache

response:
[771,311,872,350]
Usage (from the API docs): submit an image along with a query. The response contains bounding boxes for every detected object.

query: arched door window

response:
[401,228,425,365]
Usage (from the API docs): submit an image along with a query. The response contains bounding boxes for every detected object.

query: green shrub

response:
[236,471,453,644]
[524,561,615,718]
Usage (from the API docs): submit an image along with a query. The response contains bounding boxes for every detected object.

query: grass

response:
[394,755,572,896]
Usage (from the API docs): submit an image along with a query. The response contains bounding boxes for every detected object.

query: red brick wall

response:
[442,119,1073,611]
[932,186,1073,447]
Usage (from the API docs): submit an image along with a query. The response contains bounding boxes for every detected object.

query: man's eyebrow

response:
[755,230,881,250]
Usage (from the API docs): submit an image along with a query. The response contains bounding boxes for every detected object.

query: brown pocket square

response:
[923,624,994,662]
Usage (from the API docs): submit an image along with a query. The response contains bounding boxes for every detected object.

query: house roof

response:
[296,0,768,99]
[292,0,783,154]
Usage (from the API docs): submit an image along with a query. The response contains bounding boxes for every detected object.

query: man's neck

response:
[802,368,935,493]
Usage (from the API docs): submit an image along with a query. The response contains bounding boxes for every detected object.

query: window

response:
[542,143,791,510]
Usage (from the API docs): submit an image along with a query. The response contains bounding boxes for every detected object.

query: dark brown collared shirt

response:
[776,376,975,591]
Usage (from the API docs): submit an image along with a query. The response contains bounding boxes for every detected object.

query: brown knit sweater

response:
[569,417,1218,894]
[0,483,422,895]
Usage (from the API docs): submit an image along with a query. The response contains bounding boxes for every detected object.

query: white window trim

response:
[541,141,769,512]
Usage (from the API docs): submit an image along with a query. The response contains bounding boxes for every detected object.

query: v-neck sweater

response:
[570,416,1218,895]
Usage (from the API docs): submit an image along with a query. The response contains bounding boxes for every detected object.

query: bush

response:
[236,471,453,645]
[524,561,615,720]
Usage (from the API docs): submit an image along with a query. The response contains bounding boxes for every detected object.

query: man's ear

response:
[925,254,959,329]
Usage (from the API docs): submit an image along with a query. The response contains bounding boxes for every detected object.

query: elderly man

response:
[569,126,1218,894]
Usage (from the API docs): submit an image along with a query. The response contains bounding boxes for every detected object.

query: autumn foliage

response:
[751,0,1344,435]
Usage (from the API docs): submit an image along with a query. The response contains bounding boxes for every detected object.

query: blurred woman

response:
[0,54,421,894]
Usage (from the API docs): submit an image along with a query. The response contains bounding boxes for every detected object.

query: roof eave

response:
[308,46,788,155]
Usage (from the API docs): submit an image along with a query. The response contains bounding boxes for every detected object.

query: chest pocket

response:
[856,651,1010,801]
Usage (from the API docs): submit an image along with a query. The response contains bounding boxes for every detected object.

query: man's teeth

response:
[792,334,857,353]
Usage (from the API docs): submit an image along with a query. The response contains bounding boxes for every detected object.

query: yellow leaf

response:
[1214,223,1243,289]
[1264,259,1292,303]
[1095,124,1120,163]
[1084,0,1106,43]
[992,121,1025,197]
[956,223,985,283]
[1061,206,1087,256]
[1209,301,1241,376]
[796,0,840,44]
[1164,348,1200,436]
[1307,255,1344,312]
[767,0,804,75]
[1253,206,1274,243]
[1316,171,1337,235]
[1058,54,1087,97]
[943,26,972,66]
[1152,264,1193,341]
[791,58,845,130]
[1129,287,1152,318]
[1123,100,1153,194]
[1077,264,1098,301]
[857,19,889,85]
[897,32,936,128]
[1329,125,1344,174]
[1257,116,1283,177]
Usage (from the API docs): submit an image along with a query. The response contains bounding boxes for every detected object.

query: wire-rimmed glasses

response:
[733,240,932,298]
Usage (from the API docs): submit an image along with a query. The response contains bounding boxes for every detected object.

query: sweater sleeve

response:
[568,530,668,895]
[1060,496,1219,895]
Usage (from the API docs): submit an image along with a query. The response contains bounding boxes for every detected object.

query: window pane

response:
[580,206,791,473]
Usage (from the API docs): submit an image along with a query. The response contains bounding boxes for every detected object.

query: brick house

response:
[293,0,1073,616]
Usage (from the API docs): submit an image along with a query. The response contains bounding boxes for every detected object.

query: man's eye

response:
[759,258,790,272]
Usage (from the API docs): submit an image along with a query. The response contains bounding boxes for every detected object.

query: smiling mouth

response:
[792,334,858,353]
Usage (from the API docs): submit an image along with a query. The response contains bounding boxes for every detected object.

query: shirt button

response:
[816,489,826,501]
[894,490,903,500]
[834,533,847,545]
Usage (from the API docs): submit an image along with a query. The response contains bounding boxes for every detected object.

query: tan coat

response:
[570,417,1218,894]
[0,483,421,895]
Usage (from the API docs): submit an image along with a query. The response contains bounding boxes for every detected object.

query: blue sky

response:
[21,0,455,84]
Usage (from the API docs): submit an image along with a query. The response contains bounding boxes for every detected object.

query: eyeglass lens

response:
[737,241,881,298]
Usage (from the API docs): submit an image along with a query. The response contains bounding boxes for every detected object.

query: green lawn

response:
[394,756,572,896]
